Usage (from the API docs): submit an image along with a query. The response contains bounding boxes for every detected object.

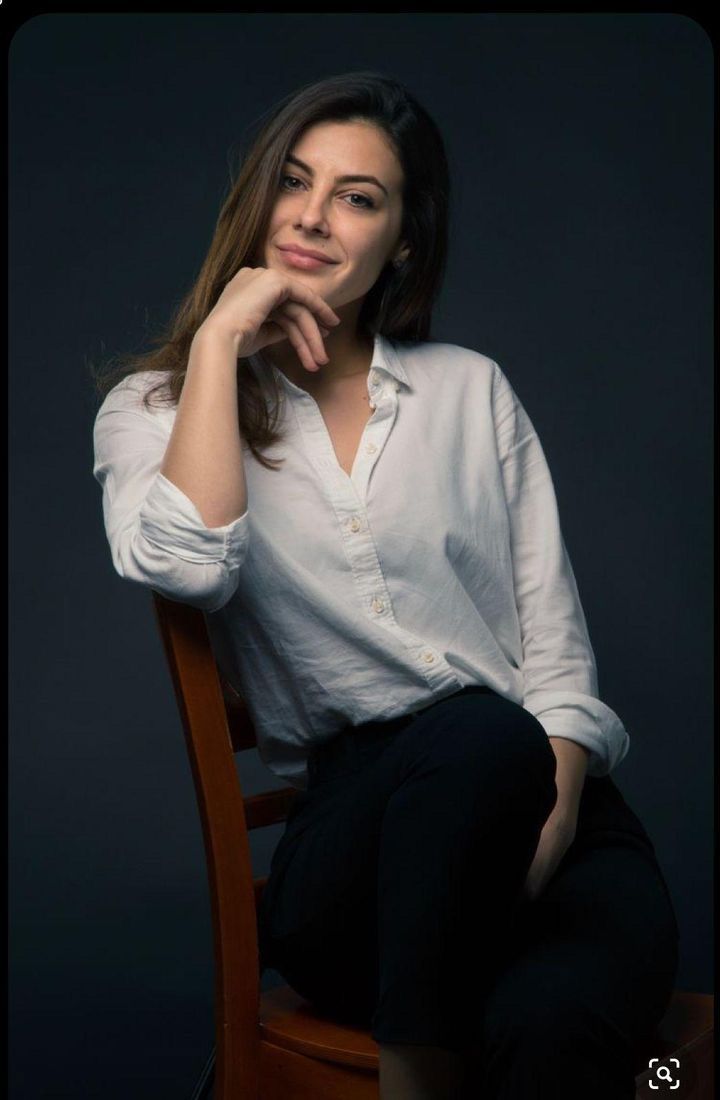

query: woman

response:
[92,71,679,1099]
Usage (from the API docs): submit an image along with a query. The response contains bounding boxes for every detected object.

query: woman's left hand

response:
[522,806,578,903]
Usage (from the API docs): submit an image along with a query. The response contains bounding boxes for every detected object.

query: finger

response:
[282,277,342,329]
[279,301,330,364]
[259,319,292,346]
[270,313,322,372]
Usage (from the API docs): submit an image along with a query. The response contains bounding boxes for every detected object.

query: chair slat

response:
[220,679,257,752]
[245,787,298,831]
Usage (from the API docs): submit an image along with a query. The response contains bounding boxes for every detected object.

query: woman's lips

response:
[277,247,335,270]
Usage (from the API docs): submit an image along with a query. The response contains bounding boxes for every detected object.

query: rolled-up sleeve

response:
[92,377,250,612]
[491,361,629,777]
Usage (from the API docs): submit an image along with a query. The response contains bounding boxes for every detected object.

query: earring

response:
[392,257,405,269]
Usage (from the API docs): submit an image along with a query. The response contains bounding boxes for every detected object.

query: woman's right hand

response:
[196,266,342,372]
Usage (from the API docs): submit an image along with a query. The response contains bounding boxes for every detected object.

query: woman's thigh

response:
[262,689,556,937]
[258,688,557,1011]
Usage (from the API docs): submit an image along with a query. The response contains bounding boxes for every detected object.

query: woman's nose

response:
[296,198,330,231]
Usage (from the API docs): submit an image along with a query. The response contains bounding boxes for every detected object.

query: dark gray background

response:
[9,12,712,1099]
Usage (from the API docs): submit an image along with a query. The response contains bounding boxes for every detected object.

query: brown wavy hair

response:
[89,70,451,471]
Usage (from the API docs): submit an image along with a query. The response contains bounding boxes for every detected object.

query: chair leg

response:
[190,1044,215,1100]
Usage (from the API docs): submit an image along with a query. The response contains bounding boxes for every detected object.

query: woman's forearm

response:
[160,328,248,529]
[548,737,590,820]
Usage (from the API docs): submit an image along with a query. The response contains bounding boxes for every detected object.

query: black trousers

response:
[258,685,680,1098]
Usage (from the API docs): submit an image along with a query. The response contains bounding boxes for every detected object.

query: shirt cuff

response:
[139,472,250,566]
[522,689,630,777]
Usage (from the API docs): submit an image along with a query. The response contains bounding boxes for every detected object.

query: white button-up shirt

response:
[92,332,629,789]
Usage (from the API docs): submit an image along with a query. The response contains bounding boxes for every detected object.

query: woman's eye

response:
[279,175,374,209]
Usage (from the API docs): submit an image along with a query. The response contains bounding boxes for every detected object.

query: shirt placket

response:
[290,369,463,695]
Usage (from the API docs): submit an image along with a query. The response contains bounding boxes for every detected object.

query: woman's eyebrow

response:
[284,153,389,197]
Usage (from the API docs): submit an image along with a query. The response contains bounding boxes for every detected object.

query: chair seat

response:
[260,984,714,1083]
[259,985,379,1070]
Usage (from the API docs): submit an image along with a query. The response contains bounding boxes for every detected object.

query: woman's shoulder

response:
[94,369,176,420]
[388,336,500,385]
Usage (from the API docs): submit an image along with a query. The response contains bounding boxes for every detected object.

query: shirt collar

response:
[371,331,411,389]
[248,330,411,395]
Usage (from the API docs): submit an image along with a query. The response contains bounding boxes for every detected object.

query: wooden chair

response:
[150,592,714,1100]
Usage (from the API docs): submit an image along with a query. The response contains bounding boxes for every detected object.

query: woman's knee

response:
[410,693,556,799]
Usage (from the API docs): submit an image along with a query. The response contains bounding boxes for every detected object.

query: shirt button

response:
[369,402,376,411]
[422,651,435,663]
[371,598,385,614]
[369,370,380,384]
[394,381,401,392]
[366,442,377,454]
[348,516,361,532]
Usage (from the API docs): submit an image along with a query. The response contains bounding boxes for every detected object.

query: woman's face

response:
[261,119,409,310]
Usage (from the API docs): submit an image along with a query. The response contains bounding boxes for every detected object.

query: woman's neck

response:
[265,326,374,393]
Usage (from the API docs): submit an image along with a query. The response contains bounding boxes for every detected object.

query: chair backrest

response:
[150,590,296,1099]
